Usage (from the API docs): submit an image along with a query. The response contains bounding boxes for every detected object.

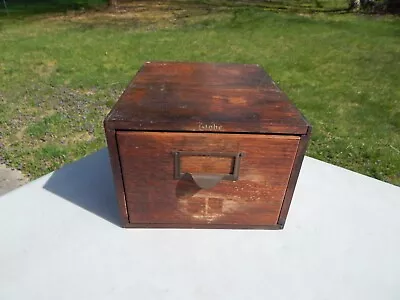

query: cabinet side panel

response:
[278,128,312,228]
[105,127,129,226]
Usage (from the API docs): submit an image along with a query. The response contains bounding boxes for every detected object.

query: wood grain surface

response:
[104,61,312,228]
[117,131,299,226]
[180,155,234,175]
[105,62,310,134]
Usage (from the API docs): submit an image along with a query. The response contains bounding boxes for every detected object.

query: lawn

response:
[0,1,399,185]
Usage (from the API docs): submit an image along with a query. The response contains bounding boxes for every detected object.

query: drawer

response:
[116,131,300,226]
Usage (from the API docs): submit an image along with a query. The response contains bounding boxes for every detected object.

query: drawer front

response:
[117,131,300,226]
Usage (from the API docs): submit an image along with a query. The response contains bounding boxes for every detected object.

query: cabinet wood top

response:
[105,61,311,134]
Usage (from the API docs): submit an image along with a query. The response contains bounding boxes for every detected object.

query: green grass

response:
[0,2,399,185]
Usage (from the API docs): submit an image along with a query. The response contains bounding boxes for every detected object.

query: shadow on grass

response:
[167,0,350,13]
[0,0,107,16]
[1,0,350,18]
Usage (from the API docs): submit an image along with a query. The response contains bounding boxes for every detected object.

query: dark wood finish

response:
[104,61,312,229]
[180,155,234,175]
[106,62,309,135]
[117,132,299,226]
[104,127,129,225]
[278,127,312,228]
[124,223,282,230]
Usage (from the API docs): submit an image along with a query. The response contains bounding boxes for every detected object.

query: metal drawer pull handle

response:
[189,174,225,190]
[173,151,243,189]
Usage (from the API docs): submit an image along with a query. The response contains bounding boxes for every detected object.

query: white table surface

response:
[1,149,399,300]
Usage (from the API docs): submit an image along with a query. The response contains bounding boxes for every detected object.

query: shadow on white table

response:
[43,148,121,226]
